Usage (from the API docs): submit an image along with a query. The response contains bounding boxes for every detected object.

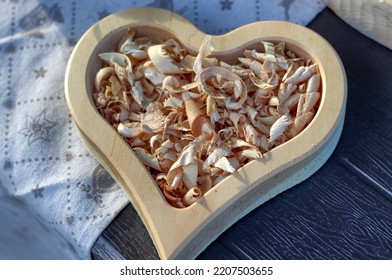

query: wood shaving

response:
[93,28,321,208]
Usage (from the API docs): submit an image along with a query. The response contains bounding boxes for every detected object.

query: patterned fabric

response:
[0,0,325,259]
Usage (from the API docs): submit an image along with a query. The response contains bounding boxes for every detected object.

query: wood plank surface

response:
[216,158,392,259]
[310,8,392,191]
[91,8,392,260]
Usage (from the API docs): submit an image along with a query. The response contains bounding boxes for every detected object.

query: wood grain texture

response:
[216,158,392,259]
[91,8,392,260]
[66,8,346,259]
[313,12,392,191]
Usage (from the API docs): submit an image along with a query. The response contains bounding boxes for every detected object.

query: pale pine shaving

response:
[93,28,321,208]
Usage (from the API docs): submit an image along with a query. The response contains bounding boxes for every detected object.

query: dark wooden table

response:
[91,8,392,260]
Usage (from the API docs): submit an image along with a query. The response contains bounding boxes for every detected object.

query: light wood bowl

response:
[65,7,347,259]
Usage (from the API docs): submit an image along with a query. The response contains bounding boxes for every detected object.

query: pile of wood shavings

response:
[93,29,321,208]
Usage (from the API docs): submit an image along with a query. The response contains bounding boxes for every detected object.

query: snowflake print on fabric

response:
[220,0,233,10]
[146,0,174,10]
[32,184,44,198]
[77,165,120,208]
[34,66,47,79]
[279,0,295,20]
[18,4,64,38]
[3,160,13,171]
[2,98,14,109]
[97,10,110,20]
[19,109,57,145]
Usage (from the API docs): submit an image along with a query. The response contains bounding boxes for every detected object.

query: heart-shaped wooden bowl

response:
[65,7,346,259]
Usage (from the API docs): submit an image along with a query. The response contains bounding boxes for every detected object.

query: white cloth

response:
[0,0,325,259]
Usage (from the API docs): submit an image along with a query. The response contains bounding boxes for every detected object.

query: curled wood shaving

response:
[93,28,321,208]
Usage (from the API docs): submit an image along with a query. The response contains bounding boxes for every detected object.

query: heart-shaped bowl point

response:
[65,8,346,259]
